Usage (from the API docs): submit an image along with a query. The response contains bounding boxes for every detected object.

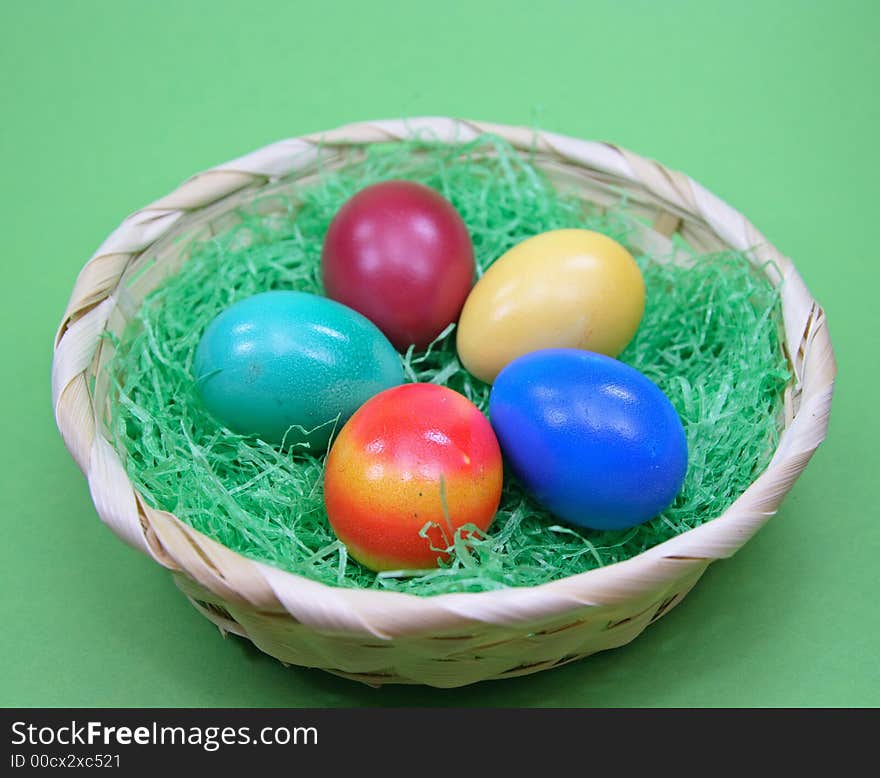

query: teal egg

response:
[194,291,404,450]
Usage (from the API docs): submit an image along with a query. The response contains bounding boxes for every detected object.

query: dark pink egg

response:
[321,180,475,351]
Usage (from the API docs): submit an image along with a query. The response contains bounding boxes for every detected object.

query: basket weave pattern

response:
[52,119,836,687]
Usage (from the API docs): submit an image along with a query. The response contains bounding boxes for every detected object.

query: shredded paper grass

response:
[107,136,790,595]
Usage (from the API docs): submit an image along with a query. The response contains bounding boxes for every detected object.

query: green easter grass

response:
[107,135,791,595]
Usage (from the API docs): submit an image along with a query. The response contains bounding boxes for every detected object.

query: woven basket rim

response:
[51,117,836,639]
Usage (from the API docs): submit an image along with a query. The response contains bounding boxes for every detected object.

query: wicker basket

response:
[52,118,836,688]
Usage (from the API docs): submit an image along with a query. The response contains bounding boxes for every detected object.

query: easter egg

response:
[489,349,687,531]
[321,180,475,352]
[323,383,503,571]
[194,290,403,449]
[457,229,645,384]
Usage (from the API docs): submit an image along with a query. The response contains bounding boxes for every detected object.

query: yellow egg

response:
[456,229,645,384]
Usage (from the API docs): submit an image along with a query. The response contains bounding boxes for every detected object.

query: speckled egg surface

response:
[489,348,688,530]
[194,290,403,449]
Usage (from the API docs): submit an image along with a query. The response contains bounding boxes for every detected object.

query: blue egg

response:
[489,349,688,530]
[194,291,403,449]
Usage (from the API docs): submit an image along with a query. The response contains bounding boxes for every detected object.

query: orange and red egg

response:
[324,383,503,572]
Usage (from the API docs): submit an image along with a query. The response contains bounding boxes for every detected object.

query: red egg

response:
[323,384,503,572]
[321,180,475,351]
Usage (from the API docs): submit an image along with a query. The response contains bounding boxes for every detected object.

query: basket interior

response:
[90,138,793,597]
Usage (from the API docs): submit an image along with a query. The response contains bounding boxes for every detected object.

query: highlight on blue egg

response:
[194,290,404,450]
[488,348,688,531]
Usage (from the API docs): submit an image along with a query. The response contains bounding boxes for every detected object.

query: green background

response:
[1,0,877,707]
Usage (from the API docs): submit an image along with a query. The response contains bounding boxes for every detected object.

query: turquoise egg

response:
[194,290,404,450]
